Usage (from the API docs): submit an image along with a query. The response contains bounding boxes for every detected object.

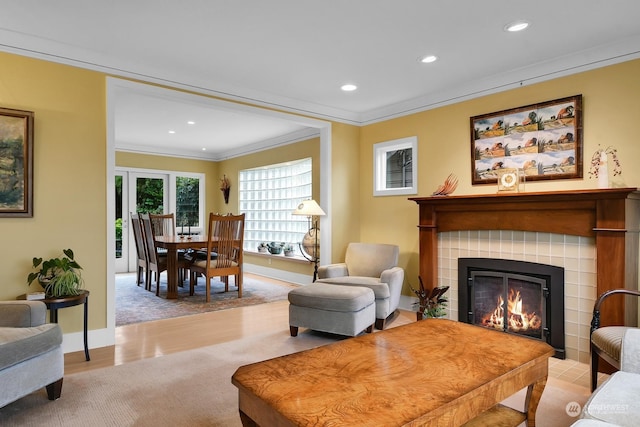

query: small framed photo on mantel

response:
[496,168,520,193]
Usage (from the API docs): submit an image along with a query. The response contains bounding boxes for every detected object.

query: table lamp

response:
[292,199,326,281]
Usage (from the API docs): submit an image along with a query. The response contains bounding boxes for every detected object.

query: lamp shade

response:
[292,199,326,216]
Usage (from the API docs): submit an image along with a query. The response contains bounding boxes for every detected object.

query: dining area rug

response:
[115,273,299,326]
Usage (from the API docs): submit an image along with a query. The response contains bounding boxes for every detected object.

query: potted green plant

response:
[27,249,84,297]
[409,276,449,320]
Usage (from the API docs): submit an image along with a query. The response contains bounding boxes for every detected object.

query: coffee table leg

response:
[524,376,547,427]
[239,410,258,427]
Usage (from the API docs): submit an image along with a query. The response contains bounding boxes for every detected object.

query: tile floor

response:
[549,357,608,389]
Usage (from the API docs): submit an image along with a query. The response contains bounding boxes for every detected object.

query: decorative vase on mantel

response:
[597,150,609,189]
[588,146,622,189]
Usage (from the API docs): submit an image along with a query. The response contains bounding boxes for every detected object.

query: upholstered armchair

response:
[0,301,64,408]
[590,288,640,391]
[572,328,640,426]
[316,242,404,330]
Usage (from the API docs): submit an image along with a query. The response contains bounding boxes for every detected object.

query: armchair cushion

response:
[621,328,640,374]
[317,276,391,299]
[344,243,398,277]
[0,324,62,371]
[592,326,627,363]
[0,300,47,327]
[580,371,640,425]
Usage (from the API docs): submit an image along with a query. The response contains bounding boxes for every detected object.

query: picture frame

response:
[0,107,34,217]
[496,168,520,193]
[471,95,582,185]
[373,136,417,196]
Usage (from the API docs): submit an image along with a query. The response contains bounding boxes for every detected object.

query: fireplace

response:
[458,258,565,359]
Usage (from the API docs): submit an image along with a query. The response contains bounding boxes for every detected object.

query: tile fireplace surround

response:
[410,188,640,364]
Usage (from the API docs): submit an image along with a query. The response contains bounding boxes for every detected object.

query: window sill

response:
[246,251,309,264]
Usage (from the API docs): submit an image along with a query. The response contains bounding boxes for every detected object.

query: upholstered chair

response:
[590,288,640,391]
[316,242,404,330]
[0,301,63,407]
[573,328,640,426]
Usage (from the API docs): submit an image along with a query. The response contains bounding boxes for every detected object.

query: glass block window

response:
[239,158,312,256]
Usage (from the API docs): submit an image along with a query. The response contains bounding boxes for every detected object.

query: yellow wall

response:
[327,122,361,262]
[0,52,106,331]
[1,48,639,341]
[360,59,640,292]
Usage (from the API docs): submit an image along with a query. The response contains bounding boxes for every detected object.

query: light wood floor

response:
[64,278,600,389]
[64,296,416,375]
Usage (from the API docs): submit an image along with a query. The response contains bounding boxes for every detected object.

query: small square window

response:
[373,136,417,196]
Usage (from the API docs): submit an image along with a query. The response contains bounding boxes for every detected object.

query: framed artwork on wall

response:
[471,95,582,185]
[0,107,34,217]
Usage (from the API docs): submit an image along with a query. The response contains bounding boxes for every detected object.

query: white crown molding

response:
[3,30,640,127]
[0,29,362,125]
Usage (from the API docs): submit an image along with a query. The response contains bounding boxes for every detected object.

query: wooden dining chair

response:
[150,213,189,283]
[140,213,168,295]
[130,213,149,289]
[189,213,245,302]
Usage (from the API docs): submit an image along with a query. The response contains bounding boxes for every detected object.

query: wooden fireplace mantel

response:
[410,188,640,327]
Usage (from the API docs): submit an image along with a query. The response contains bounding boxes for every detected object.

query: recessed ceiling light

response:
[168,130,176,134]
[420,55,438,64]
[187,121,195,125]
[341,84,357,92]
[202,148,206,151]
[505,21,529,32]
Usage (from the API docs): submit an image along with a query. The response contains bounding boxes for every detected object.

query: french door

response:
[114,169,168,273]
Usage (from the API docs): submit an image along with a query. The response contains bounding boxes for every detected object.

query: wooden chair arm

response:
[591,288,640,333]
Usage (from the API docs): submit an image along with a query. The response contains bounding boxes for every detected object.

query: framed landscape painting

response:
[471,95,582,185]
[0,107,34,217]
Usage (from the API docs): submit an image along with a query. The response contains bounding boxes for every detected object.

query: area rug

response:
[0,328,591,427]
[116,273,299,326]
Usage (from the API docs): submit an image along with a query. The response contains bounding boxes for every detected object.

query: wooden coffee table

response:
[232,319,554,426]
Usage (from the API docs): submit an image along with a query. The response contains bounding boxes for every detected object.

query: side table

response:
[17,290,90,361]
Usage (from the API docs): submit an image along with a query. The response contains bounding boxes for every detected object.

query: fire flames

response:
[481,289,541,332]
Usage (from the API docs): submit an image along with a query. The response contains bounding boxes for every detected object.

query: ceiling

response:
[1,1,639,160]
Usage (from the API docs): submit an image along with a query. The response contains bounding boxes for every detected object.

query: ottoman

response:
[288,283,376,337]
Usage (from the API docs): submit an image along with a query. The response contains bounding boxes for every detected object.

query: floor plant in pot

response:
[410,276,449,320]
[27,248,84,297]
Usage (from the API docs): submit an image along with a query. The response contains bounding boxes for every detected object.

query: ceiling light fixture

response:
[168,130,176,134]
[187,121,195,125]
[341,84,357,92]
[505,21,529,32]
[420,55,438,63]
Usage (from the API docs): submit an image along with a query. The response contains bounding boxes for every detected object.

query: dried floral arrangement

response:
[220,175,231,204]
[588,145,622,178]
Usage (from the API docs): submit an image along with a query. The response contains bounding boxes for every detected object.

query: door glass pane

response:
[136,177,164,214]
[115,175,123,259]
[176,176,199,228]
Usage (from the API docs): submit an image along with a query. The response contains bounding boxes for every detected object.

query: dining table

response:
[154,235,208,299]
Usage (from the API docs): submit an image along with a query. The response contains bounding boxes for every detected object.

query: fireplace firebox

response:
[458,258,565,358]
